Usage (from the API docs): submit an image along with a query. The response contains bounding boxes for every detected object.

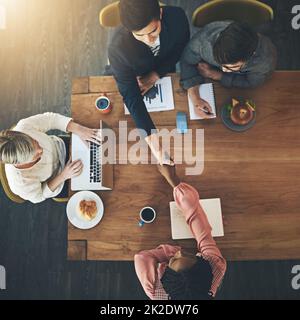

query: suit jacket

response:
[108,6,190,135]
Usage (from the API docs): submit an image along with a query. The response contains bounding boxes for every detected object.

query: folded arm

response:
[134,244,181,299]
[9,178,57,204]
[221,70,272,88]
[180,40,206,90]
[16,112,72,133]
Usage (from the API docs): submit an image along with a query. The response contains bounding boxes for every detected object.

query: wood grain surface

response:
[69,72,300,261]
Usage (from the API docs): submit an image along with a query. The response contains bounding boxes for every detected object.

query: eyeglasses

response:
[222,50,256,74]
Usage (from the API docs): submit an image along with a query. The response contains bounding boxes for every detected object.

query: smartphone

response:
[176,112,188,134]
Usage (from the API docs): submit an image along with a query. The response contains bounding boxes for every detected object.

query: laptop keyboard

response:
[89,141,102,183]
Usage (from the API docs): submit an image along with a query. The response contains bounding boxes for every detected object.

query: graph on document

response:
[145,84,163,105]
[124,76,175,114]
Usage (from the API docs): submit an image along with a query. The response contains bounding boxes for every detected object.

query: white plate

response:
[66,191,104,230]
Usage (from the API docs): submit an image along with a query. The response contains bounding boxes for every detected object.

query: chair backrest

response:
[99,1,165,28]
[192,0,274,28]
[0,162,25,203]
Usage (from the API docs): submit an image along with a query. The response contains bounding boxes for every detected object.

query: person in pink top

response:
[134,165,227,300]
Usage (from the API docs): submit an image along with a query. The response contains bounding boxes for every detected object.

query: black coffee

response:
[96,98,109,110]
[141,208,155,222]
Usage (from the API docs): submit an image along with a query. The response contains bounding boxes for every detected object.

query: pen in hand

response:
[198,106,215,116]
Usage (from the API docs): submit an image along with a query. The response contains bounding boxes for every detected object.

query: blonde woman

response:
[0,112,101,203]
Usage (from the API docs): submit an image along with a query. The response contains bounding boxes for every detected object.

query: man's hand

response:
[188,86,214,119]
[197,62,222,81]
[137,71,160,96]
[145,133,174,166]
[157,164,180,189]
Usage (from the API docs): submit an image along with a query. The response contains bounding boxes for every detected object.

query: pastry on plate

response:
[230,99,254,125]
[77,199,97,221]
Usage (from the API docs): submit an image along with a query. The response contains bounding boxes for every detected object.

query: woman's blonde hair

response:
[0,130,35,164]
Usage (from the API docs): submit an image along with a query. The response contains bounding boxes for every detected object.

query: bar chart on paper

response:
[124,76,175,114]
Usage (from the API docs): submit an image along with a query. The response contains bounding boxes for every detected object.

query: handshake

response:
[157,163,181,189]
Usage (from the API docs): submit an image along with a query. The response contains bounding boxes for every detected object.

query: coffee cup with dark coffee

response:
[138,207,156,227]
[95,96,112,114]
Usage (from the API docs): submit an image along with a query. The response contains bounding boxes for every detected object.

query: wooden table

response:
[68,72,300,261]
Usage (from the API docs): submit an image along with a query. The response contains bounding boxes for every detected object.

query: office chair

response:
[52,194,69,203]
[192,0,273,28]
[0,162,26,203]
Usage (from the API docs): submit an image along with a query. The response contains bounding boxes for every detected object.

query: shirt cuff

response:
[173,182,184,191]
[60,117,73,132]
[42,181,64,199]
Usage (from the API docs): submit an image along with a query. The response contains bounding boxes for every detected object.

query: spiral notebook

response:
[169,198,224,240]
[188,83,216,120]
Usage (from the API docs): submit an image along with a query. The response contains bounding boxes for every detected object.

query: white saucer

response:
[66,191,104,230]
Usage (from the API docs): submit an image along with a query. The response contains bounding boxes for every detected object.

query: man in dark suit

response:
[108,0,189,162]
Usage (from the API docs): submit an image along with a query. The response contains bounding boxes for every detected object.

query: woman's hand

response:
[157,164,180,188]
[67,121,101,145]
[61,159,83,180]
[47,158,83,192]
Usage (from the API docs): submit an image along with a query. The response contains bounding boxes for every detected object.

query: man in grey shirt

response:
[180,21,277,118]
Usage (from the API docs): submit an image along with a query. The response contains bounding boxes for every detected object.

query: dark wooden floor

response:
[0,0,300,300]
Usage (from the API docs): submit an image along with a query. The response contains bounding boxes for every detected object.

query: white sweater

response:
[5,113,72,203]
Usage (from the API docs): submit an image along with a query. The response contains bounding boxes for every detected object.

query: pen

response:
[198,107,214,115]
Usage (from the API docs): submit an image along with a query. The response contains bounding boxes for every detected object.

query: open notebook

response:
[188,83,216,120]
[169,198,224,240]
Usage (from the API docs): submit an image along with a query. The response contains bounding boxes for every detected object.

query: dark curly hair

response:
[213,22,258,65]
[119,0,161,31]
[161,256,213,300]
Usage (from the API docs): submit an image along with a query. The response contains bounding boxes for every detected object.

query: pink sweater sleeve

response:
[134,244,181,299]
[173,183,224,260]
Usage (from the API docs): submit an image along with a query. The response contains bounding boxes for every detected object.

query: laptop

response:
[71,121,113,191]
[169,198,224,240]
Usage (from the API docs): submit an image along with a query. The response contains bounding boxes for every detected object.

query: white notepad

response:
[188,83,216,120]
[169,198,224,240]
[124,76,175,114]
